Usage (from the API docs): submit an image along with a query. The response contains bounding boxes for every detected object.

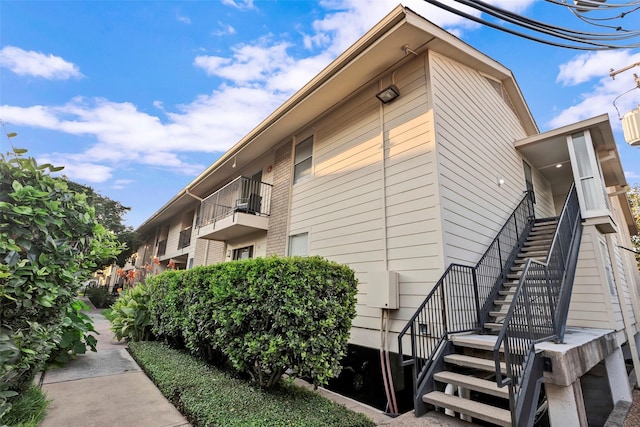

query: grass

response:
[2,386,49,427]
[128,341,375,427]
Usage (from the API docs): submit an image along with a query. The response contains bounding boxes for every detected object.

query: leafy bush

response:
[47,299,98,366]
[86,286,116,308]
[147,256,358,388]
[129,341,374,427]
[0,148,121,406]
[106,284,152,342]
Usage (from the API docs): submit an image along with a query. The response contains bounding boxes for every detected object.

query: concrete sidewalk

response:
[35,297,475,427]
[39,298,190,427]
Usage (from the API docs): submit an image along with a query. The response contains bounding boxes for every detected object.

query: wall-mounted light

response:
[497,176,505,186]
[376,84,400,104]
[232,156,237,168]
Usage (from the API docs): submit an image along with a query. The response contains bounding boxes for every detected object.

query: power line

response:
[423,0,640,50]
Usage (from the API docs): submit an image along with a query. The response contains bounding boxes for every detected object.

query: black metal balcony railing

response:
[197,176,272,227]
[157,239,167,257]
[178,227,192,249]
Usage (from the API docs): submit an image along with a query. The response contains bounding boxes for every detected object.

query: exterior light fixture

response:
[497,176,505,186]
[6,132,17,138]
[556,163,563,168]
[376,84,400,104]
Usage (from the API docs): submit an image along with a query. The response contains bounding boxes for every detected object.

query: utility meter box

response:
[366,271,399,309]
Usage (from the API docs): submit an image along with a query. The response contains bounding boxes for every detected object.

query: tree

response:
[0,148,121,416]
[628,184,640,268]
[64,180,140,267]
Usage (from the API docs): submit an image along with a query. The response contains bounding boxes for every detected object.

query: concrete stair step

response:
[521,243,550,250]
[434,371,509,399]
[423,391,512,427]
[444,354,506,374]
[484,322,503,331]
[450,334,501,352]
[517,251,546,258]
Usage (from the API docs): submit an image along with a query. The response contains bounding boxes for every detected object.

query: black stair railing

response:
[398,191,535,413]
[493,184,582,426]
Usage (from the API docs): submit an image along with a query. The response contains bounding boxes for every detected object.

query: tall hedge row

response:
[147,256,358,388]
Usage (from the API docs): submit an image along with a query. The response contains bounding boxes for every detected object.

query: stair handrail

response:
[398,190,535,411]
[493,184,582,425]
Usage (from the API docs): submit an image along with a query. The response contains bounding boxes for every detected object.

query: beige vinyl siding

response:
[429,52,538,266]
[288,55,441,348]
[611,235,636,326]
[567,227,617,329]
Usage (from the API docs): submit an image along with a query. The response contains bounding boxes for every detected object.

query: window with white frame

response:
[293,136,313,184]
[567,130,610,217]
[598,238,617,296]
[288,233,308,256]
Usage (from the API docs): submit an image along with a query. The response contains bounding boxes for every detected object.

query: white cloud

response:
[549,50,640,128]
[195,40,293,84]
[112,179,135,190]
[177,14,191,24]
[626,171,640,180]
[212,22,236,37]
[38,153,113,183]
[557,50,640,86]
[0,46,83,80]
[221,0,255,10]
[3,0,540,185]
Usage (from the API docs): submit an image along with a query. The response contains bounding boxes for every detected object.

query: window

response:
[232,246,253,260]
[294,137,313,184]
[288,233,308,256]
[598,239,616,296]
[567,131,609,216]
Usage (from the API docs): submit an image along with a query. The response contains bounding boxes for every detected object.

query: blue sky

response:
[1,0,639,228]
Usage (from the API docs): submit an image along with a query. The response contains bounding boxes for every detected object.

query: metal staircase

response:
[398,185,583,427]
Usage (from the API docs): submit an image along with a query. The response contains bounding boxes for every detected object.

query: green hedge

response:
[129,341,374,427]
[147,256,358,388]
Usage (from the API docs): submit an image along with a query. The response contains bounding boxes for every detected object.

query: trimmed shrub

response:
[146,256,358,388]
[86,286,116,308]
[147,270,187,348]
[106,284,152,342]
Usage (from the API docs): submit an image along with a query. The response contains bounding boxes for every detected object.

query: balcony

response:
[197,176,272,241]
[178,227,192,249]
[157,239,167,257]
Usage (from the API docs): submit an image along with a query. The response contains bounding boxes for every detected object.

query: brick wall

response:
[193,238,226,266]
[266,142,292,256]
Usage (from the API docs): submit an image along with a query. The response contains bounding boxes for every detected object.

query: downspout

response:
[378,75,399,416]
[185,188,204,201]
